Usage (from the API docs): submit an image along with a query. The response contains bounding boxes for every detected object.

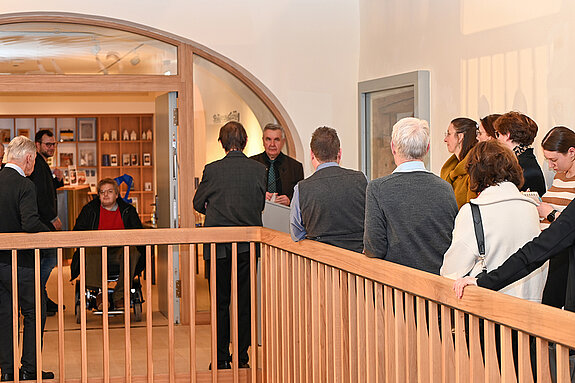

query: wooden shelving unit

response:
[98,114,155,220]
[0,114,156,220]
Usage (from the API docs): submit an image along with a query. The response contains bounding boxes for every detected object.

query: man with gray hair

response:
[251,123,304,206]
[364,118,458,274]
[0,136,53,380]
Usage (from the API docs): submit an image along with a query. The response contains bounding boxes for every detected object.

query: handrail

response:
[261,228,575,349]
[2,226,573,348]
[2,226,574,382]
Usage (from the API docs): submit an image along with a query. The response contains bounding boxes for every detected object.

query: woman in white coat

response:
[441,140,548,302]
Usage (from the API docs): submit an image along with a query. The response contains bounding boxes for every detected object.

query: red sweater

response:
[98,206,125,230]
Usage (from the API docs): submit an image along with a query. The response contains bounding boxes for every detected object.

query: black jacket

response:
[194,151,266,259]
[70,197,143,280]
[250,152,304,201]
[517,148,546,197]
[0,166,50,267]
[477,196,575,312]
[29,154,64,230]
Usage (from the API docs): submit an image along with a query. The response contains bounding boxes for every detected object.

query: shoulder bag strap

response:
[470,202,487,273]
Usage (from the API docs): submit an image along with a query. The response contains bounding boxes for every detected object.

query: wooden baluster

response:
[404,293,417,383]
[440,305,455,383]
[416,297,429,382]
[250,243,257,383]
[468,315,485,383]
[210,243,217,383]
[383,285,395,382]
[147,245,154,383]
[102,247,110,382]
[356,276,366,383]
[517,332,533,383]
[454,309,469,382]
[376,284,385,383]
[535,338,551,383]
[365,279,376,383]
[500,326,517,383]
[57,248,65,382]
[428,301,441,383]
[394,289,406,383]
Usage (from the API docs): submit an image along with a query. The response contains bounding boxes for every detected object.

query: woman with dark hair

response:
[441,117,479,208]
[534,126,575,308]
[441,141,548,302]
[477,114,501,142]
[494,111,546,196]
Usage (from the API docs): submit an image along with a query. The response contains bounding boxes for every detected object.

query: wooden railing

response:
[1,227,574,382]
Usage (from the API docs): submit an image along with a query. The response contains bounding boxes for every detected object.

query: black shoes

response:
[208,361,231,370]
[20,370,55,380]
[1,370,55,381]
[46,296,65,316]
[208,361,250,370]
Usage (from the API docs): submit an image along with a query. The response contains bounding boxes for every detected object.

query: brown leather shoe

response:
[114,298,124,310]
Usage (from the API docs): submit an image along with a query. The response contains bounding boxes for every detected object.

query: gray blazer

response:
[193,150,266,259]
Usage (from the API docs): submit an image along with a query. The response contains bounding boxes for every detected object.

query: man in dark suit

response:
[29,129,64,316]
[0,136,53,381]
[194,121,266,370]
[251,123,304,206]
[0,143,4,169]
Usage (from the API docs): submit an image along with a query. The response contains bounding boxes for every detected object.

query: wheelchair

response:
[74,262,145,324]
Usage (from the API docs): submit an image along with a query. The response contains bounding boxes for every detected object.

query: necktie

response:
[268,160,277,193]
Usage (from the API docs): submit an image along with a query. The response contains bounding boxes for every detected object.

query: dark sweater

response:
[0,166,50,268]
[517,148,546,197]
[364,171,458,274]
[298,165,367,253]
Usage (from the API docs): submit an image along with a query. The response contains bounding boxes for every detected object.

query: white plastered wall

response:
[359,0,574,177]
[0,0,360,176]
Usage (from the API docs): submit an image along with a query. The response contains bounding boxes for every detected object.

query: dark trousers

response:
[542,248,570,308]
[207,250,252,365]
[0,263,46,374]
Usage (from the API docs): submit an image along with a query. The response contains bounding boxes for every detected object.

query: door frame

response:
[0,11,297,324]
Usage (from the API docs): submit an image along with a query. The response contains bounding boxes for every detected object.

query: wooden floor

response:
[38,260,239,380]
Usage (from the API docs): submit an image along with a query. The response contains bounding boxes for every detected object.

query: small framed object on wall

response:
[68,166,78,186]
[143,153,151,166]
[131,153,138,166]
[123,153,131,166]
[17,129,30,138]
[110,154,118,167]
[78,118,97,141]
[0,129,10,143]
[144,182,152,191]
[59,152,74,167]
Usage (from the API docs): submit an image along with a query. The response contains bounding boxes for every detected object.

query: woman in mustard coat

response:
[441,117,478,208]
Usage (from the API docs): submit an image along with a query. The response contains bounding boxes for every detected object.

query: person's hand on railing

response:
[453,276,477,299]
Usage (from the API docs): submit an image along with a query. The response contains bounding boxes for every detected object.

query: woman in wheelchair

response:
[70,178,144,311]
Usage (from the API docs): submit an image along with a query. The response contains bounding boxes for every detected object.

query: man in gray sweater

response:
[364,118,458,274]
[290,126,367,252]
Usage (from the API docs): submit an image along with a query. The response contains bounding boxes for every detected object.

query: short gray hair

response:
[263,123,286,139]
[391,118,430,160]
[6,136,36,162]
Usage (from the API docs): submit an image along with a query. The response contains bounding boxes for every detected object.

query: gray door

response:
[155,92,180,323]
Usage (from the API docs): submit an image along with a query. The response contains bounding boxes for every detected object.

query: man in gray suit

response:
[193,121,266,370]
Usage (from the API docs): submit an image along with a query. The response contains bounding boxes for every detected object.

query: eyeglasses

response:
[98,189,116,196]
[41,142,56,147]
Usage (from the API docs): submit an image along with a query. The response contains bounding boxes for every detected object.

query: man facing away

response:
[364,117,458,274]
[251,123,304,206]
[193,121,266,369]
[0,136,53,381]
[290,126,367,253]
[29,129,64,316]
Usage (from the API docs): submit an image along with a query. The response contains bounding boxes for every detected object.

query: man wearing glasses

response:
[29,129,64,316]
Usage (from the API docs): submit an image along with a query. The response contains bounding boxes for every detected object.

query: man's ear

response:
[337,148,342,163]
[391,141,396,156]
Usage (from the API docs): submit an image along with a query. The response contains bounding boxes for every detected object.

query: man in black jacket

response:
[250,123,303,206]
[194,121,266,369]
[29,129,64,315]
[71,179,143,310]
[0,136,53,381]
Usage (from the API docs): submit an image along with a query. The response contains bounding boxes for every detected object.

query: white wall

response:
[0,0,360,175]
[359,0,575,175]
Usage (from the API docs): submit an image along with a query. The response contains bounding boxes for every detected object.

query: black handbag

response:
[470,202,488,278]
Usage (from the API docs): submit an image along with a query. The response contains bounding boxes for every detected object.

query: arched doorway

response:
[0,11,300,324]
